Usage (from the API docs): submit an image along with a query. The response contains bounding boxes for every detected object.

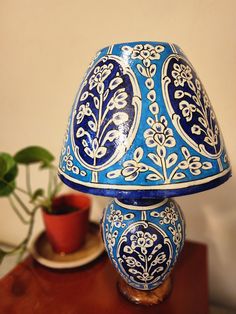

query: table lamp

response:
[58,41,231,305]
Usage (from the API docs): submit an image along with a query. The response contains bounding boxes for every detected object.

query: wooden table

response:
[0,241,208,314]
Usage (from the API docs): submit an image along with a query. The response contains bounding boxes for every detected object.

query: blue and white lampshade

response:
[59,41,231,198]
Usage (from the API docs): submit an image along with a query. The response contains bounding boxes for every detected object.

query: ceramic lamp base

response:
[118,276,172,306]
[102,198,185,305]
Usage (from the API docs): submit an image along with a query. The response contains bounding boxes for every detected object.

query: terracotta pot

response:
[42,193,91,254]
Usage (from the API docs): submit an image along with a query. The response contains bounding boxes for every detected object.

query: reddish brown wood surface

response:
[0,241,208,314]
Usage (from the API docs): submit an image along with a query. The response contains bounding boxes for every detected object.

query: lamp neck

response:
[116,198,167,208]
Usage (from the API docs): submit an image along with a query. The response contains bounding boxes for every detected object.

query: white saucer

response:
[30,222,104,269]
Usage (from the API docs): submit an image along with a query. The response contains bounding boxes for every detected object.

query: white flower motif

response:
[179,147,212,175]
[84,138,107,159]
[112,112,129,126]
[118,225,171,287]
[202,90,210,108]
[170,60,220,157]
[179,100,196,122]
[155,252,167,264]
[63,153,73,171]
[121,148,148,181]
[76,103,92,124]
[106,147,149,181]
[89,63,113,91]
[122,44,164,67]
[124,256,138,268]
[191,124,202,135]
[195,78,201,91]
[105,226,118,257]
[191,124,218,147]
[144,116,176,148]
[129,231,158,255]
[107,88,128,110]
[63,146,83,175]
[180,156,202,175]
[169,223,182,246]
[137,272,154,282]
[172,63,193,88]
[108,207,124,228]
[204,128,218,147]
[106,230,118,247]
[158,203,178,225]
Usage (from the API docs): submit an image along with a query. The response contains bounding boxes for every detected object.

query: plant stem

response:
[53,171,57,189]
[100,120,113,146]
[147,166,164,180]
[17,205,39,262]
[12,191,31,215]
[96,93,103,138]
[0,178,29,195]
[47,168,52,198]
[26,165,32,196]
[168,165,180,183]
[161,156,167,182]
[3,205,39,262]
[51,182,63,199]
[9,196,29,224]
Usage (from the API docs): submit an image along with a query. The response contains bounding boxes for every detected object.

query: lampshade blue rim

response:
[58,170,231,199]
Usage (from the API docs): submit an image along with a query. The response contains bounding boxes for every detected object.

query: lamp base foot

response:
[117,276,172,306]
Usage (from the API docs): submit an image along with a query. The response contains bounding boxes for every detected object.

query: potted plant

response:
[42,193,90,254]
[0,146,90,263]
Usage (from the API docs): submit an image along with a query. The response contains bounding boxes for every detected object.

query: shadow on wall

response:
[179,175,236,309]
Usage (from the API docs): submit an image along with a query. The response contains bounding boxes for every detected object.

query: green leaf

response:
[0,153,17,179]
[0,157,7,177]
[0,153,18,197]
[0,180,16,196]
[4,164,18,183]
[0,248,7,264]
[39,161,54,169]
[14,146,54,165]
[31,188,44,201]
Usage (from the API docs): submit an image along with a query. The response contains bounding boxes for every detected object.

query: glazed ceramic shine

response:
[102,198,185,290]
[58,41,231,298]
[59,41,231,198]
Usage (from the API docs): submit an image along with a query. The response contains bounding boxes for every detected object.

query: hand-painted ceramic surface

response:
[102,198,185,290]
[58,41,231,198]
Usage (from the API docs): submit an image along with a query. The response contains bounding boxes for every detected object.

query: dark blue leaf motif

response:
[72,57,138,169]
[164,56,222,157]
[117,222,171,286]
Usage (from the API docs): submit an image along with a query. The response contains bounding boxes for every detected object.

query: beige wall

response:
[0,0,236,309]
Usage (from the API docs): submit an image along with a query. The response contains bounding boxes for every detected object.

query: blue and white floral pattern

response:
[163,56,222,159]
[61,146,87,177]
[59,41,231,197]
[102,198,185,290]
[58,42,231,295]
[70,54,141,183]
